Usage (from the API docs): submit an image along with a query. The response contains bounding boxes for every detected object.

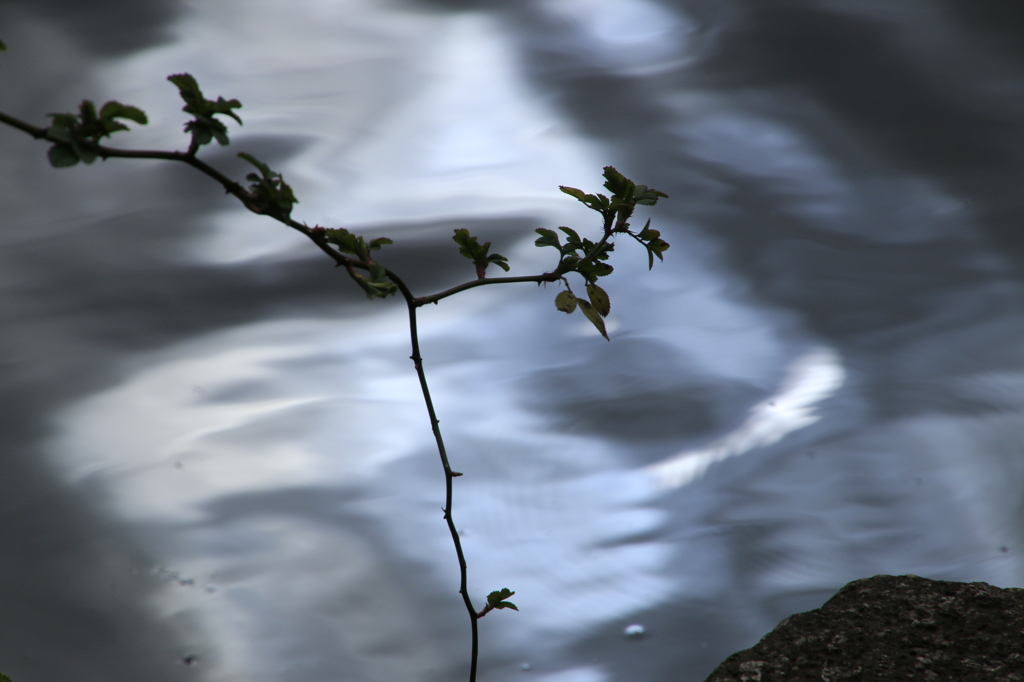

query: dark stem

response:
[392,275,480,682]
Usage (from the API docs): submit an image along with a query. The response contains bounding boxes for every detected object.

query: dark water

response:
[3,2,1024,681]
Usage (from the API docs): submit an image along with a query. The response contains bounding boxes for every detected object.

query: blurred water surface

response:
[3,1,1024,681]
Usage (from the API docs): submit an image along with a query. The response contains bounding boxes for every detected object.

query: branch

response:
[413,272,561,307]
[412,228,618,307]
[389,274,482,682]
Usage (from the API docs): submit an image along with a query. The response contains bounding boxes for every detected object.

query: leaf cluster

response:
[452,228,510,279]
[534,225,615,283]
[167,73,242,153]
[44,100,148,167]
[237,152,297,218]
[318,227,396,299]
[478,588,518,618]
[536,166,669,339]
[559,166,666,229]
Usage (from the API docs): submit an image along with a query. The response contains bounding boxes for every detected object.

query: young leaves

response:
[542,168,670,340]
[318,227,397,299]
[483,588,518,614]
[320,227,392,260]
[237,152,297,217]
[167,73,242,153]
[44,99,148,167]
[553,282,611,340]
[452,228,510,279]
[534,226,614,282]
[635,219,670,269]
[558,185,611,214]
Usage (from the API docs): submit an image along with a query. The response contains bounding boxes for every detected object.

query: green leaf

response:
[43,98,146,166]
[77,100,98,128]
[453,229,506,277]
[555,290,577,314]
[648,238,670,266]
[487,253,510,272]
[47,143,80,167]
[167,73,202,101]
[348,262,397,299]
[368,237,393,251]
[485,588,519,612]
[578,299,609,340]
[637,220,658,241]
[168,73,242,150]
[0,39,7,51]
[534,227,561,251]
[453,228,484,260]
[237,152,297,216]
[558,186,586,201]
[636,187,668,206]
[323,228,362,255]
[0,672,12,682]
[602,165,632,197]
[558,226,582,244]
[576,259,613,283]
[99,100,148,125]
[76,143,98,164]
[586,282,610,317]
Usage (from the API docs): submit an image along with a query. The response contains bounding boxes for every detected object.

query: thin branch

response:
[0,110,47,138]
[413,272,561,307]
[390,274,481,682]
[411,227,619,307]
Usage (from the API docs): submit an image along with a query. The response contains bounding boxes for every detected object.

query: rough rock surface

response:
[703,574,1024,681]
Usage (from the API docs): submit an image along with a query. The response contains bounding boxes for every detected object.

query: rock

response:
[703,574,1024,681]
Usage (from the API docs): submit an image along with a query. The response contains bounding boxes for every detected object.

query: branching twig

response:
[0,74,667,682]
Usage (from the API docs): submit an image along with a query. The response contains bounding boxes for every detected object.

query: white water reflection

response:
[647,346,845,490]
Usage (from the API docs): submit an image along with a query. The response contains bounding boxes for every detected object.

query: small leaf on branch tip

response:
[486,588,518,611]
[586,282,610,317]
[555,290,577,314]
[647,239,670,269]
[167,73,202,99]
[559,185,586,201]
[578,299,610,340]
[453,228,484,259]
[637,219,657,241]
[169,73,242,149]
[602,165,631,196]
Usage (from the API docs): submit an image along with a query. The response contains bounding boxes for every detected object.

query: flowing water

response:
[3,1,1024,681]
